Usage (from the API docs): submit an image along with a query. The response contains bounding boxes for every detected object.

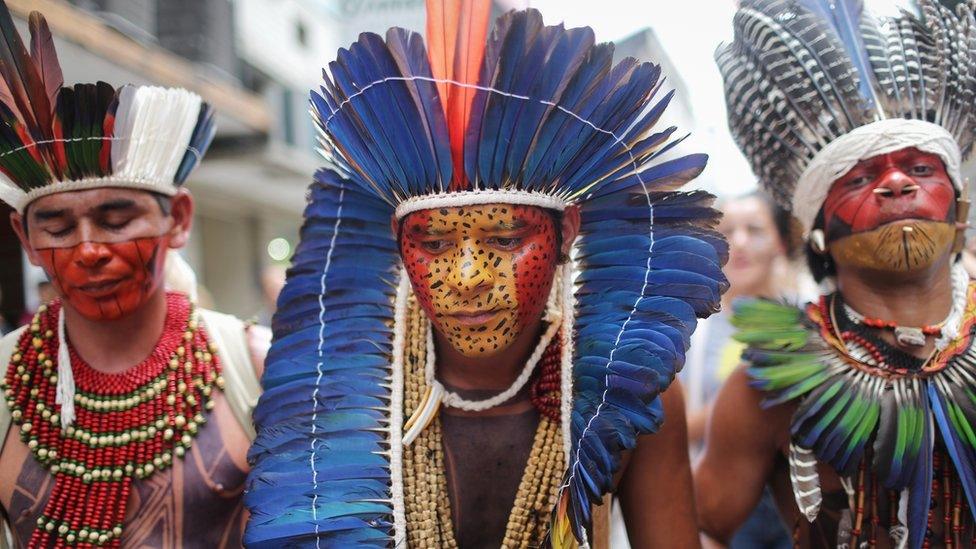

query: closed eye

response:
[101,218,132,231]
[44,224,75,238]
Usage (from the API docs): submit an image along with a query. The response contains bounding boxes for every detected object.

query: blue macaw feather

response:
[795,0,879,111]
[906,386,933,549]
[174,102,215,184]
[244,170,400,546]
[929,377,976,521]
[384,27,453,190]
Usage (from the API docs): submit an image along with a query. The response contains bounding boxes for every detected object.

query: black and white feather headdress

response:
[717,0,976,232]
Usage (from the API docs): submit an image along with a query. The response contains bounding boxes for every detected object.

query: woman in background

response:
[683,191,806,549]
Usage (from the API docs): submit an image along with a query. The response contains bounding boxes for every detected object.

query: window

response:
[295,21,308,48]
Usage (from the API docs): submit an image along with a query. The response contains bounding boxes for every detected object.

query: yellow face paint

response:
[399,204,560,357]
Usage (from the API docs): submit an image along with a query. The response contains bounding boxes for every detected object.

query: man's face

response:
[399,204,560,357]
[820,147,957,272]
[12,188,187,321]
[718,196,785,296]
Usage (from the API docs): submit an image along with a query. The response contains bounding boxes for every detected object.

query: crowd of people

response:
[1,0,976,548]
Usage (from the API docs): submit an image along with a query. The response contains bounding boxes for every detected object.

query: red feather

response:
[425,0,458,113]
[425,0,490,190]
[0,3,58,178]
[29,12,62,108]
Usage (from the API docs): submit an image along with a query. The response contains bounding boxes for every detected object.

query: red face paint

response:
[399,204,560,357]
[821,148,955,243]
[35,236,168,321]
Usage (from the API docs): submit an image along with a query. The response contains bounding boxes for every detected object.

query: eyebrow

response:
[417,227,453,236]
[32,208,69,221]
[94,199,138,213]
[495,219,528,231]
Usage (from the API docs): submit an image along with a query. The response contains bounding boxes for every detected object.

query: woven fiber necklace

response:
[400,298,566,548]
[1,292,222,548]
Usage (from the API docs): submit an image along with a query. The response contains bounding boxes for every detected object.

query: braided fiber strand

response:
[401,296,565,547]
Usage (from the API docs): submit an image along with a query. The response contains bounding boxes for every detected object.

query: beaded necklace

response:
[0,292,222,548]
[400,298,566,548]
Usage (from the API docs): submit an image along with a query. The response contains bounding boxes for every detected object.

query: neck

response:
[62,288,169,375]
[835,255,955,329]
[435,318,545,393]
[722,280,778,310]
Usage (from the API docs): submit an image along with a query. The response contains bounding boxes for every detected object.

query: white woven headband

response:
[394,189,567,219]
[793,119,963,235]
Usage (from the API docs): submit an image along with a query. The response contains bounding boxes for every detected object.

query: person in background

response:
[0,4,264,545]
[682,191,796,549]
[35,281,56,307]
[256,264,286,326]
[0,288,11,336]
[698,0,976,545]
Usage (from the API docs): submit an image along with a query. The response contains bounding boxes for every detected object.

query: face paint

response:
[34,236,168,321]
[399,204,560,357]
[821,147,957,273]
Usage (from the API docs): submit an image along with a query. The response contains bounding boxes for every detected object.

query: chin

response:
[831,219,956,274]
[448,337,516,358]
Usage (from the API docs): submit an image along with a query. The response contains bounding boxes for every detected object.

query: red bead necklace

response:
[529,335,562,421]
[0,292,222,548]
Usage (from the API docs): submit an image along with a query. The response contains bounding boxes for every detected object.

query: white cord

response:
[427,318,562,411]
[55,307,75,429]
[842,262,969,351]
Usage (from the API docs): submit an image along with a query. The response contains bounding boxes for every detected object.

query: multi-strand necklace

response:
[400,298,565,548]
[0,292,222,548]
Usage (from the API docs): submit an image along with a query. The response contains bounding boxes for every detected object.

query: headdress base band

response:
[394,189,567,219]
[793,119,962,235]
[9,176,180,213]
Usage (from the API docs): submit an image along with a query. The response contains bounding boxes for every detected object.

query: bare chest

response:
[0,393,250,549]
[440,408,540,549]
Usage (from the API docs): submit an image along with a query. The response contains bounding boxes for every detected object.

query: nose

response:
[873,169,920,198]
[729,226,750,248]
[445,241,494,296]
[75,241,112,269]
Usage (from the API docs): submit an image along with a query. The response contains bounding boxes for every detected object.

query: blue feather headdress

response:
[717,0,976,233]
[245,5,727,547]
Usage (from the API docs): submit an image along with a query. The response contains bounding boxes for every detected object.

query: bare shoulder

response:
[695,366,795,542]
[615,382,699,547]
[711,367,793,450]
[245,323,270,380]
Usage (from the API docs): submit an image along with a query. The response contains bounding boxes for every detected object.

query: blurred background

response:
[0,0,965,330]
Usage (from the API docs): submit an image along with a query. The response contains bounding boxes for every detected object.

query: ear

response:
[10,210,42,267]
[390,215,400,241]
[560,205,581,257]
[166,190,194,250]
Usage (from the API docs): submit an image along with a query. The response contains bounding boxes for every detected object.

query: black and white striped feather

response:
[718,0,976,210]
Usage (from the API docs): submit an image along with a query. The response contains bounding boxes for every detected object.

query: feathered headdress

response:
[245,2,728,546]
[717,0,976,232]
[0,3,215,213]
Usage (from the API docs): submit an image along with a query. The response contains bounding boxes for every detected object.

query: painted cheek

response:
[35,237,167,321]
[512,209,558,327]
[400,211,439,322]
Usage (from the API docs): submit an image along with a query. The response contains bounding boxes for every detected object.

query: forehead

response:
[719,196,772,227]
[402,203,551,231]
[849,147,943,170]
[27,188,159,219]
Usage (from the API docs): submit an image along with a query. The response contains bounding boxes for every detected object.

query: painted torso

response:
[440,392,540,548]
[0,393,249,548]
[0,294,257,548]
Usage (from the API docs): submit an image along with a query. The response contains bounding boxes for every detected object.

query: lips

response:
[75,278,124,297]
[447,309,503,326]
